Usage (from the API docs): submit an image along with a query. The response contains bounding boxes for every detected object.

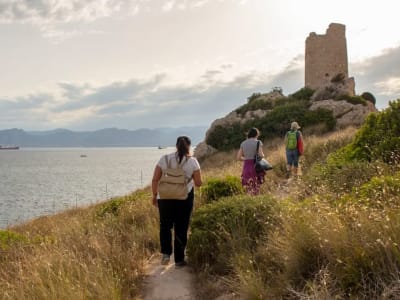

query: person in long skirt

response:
[236,128,265,195]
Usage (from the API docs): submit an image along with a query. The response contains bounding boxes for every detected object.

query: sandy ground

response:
[141,254,196,300]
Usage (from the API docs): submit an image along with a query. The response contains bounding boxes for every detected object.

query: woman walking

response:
[237,127,265,195]
[151,136,202,267]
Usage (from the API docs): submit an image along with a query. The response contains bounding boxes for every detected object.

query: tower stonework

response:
[305,23,350,90]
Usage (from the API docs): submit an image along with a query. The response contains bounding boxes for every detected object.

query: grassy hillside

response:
[189,99,400,299]
[0,191,159,299]
[1,99,399,299]
[205,87,376,152]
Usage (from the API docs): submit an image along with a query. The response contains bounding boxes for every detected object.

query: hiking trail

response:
[141,176,297,299]
[142,254,196,300]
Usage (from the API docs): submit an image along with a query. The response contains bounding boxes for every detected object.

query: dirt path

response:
[142,254,196,300]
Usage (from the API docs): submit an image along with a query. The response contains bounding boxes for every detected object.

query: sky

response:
[1,0,400,131]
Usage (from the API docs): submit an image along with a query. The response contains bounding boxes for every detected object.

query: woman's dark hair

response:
[247,127,260,139]
[176,136,191,163]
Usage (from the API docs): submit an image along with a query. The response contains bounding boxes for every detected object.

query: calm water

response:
[0,147,173,229]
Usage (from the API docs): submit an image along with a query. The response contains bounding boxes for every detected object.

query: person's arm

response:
[237,147,244,161]
[258,141,265,158]
[151,165,162,207]
[192,169,202,187]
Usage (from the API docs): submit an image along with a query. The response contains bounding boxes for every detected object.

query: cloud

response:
[162,0,212,11]
[350,46,400,108]
[375,77,400,96]
[2,44,400,130]
[0,0,126,24]
[0,0,246,42]
[0,69,276,130]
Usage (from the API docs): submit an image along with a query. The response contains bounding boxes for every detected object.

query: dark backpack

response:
[287,131,298,150]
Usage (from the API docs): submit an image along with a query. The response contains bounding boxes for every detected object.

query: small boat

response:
[0,145,19,150]
[158,146,165,149]
[80,154,87,157]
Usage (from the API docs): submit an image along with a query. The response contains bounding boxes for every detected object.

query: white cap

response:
[291,122,300,130]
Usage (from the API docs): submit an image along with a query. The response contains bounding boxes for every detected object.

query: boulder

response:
[311,77,355,101]
[193,141,217,161]
[309,99,377,128]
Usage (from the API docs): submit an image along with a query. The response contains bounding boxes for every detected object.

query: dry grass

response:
[0,189,159,299]
[0,126,375,299]
[192,126,400,299]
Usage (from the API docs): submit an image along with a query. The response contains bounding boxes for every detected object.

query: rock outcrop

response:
[310,99,377,127]
[311,76,355,101]
[194,89,377,161]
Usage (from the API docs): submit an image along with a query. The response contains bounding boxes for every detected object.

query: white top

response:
[157,152,201,192]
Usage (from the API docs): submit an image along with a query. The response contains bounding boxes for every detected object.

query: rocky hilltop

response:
[194,80,377,160]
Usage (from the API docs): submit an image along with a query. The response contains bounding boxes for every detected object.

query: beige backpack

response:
[158,155,188,200]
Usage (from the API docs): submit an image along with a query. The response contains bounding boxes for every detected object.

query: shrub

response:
[207,98,336,151]
[361,92,376,105]
[290,87,314,100]
[236,97,273,115]
[352,172,400,209]
[187,195,280,274]
[200,176,243,203]
[247,92,261,103]
[343,99,400,163]
[336,95,367,106]
[331,73,346,83]
[205,122,246,151]
[254,103,335,139]
[0,230,27,249]
[306,158,384,196]
[97,197,126,217]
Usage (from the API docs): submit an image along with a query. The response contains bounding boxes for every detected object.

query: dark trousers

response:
[158,188,194,263]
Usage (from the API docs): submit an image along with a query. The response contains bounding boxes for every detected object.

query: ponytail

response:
[176,136,191,163]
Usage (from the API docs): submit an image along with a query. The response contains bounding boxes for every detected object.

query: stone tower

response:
[305,23,352,91]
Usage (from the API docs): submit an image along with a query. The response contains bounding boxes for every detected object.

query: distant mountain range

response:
[0,127,207,147]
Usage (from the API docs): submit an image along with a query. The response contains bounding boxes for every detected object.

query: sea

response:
[0,147,173,229]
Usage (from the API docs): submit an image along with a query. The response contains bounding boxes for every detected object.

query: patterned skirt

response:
[241,159,265,195]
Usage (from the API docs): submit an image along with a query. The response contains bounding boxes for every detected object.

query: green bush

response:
[205,122,246,151]
[0,230,27,249]
[97,198,126,217]
[207,96,336,151]
[247,92,261,103]
[187,195,280,274]
[306,159,383,195]
[336,95,367,106]
[361,92,376,105]
[235,97,274,115]
[342,100,400,163]
[200,176,243,203]
[290,87,315,100]
[352,172,400,209]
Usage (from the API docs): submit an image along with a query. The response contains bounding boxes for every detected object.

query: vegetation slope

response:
[1,97,399,299]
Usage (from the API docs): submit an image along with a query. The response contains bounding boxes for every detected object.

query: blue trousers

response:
[286,149,299,167]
